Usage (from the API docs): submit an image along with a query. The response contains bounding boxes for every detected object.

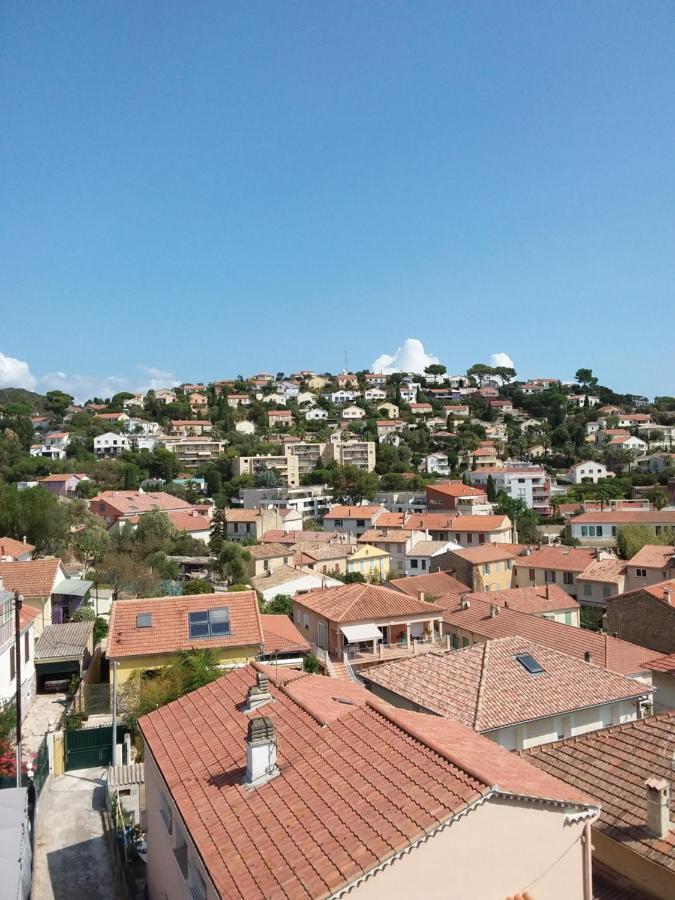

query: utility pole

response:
[14,592,22,788]
[111,659,118,767]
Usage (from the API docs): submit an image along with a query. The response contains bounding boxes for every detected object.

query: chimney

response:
[490,604,499,618]
[245,672,272,711]
[645,777,671,839]
[461,597,471,610]
[417,590,425,604]
[244,716,279,787]
[664,588,673,606]
[584,651,592,663]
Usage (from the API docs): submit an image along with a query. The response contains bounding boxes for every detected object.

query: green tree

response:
[424,364,447,377]
[209,507,226,553]
[645,486,669,510]
[616,524,675,560]
[44,390,74,418]
[215,542,251,584]
[265,594,293,616]
[183,578,214,595]
[486,474,497,502]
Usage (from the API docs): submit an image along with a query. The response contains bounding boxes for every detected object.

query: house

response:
[168,420,214,437]
[292,582,444,662]
[340,404,366,421]
[568,461,610,484]
[346,544,390,581]
[376,401,399,418]
[94,431,132,457]
[470,465,552,516]
[364,387,387,403]
[33,621,94,692]
[245,543,294,578]
[154,388,177,404]
[302,407,328,421]
[251,566,343,603]
[438,593,656,678]
[608,434,648,454]
[404,513,514,546]
[526,713,675,900]
[376,418,404,439]
[625,545,675,592]
[50,576,93,623]
[139,663,599,900]
[335,372,358,388]
[106,591,264,684]
[605,579,675,655]
[0,537,35,562]
[38,473,89,495]
[323,505,386,537]
[568,394,600,408]
[406,540,461,575]
[329,389,359,405]
[258,614,311,665]
[459,585,581,625]
[575,557,627,609]
[409,402,432,416]
[0,587,37,718]
[443,544,521,593]
[569,510,675,546]
[267,409,295,428]
[362,636,649,751]
[30,431,70,460]
[357,529,426,577]
[160,510,212,544]
[225,393,251,408]
[0,558,68,635]
[399,384,418,403]
[467,445,499,468]
[444,404,469,418]
[224,509,287,543]
[90,490,194,528]
[364,372,387,386]
[512,546,598,599]
[489,399,514,414]
[425,481,488,512]
[389,570,470,598]
[292,542,354,576]
[644,654,675,711]
[420,452,450,476]
[234,419,256,434]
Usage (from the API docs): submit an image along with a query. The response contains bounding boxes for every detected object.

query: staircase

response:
[329,660,351,680]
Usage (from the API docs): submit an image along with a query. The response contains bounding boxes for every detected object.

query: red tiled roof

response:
[644,652,675,673]
[525,714,675,872]
[426,482,486,498]
[517,546,597,572]
[576,558,626,584]
[324,506,384,520]
[164,511,212,533]
[628,545,675,569]
[357,528,415,545]
[437,595,657,676]
[0,558,64,598]
[573,511,675,525]
[107,591,263,660]
[261,530,340,544]
[91,491,193,516]
[294,582,443,623]
[451,543,523,564]
[389,571,471,596]
[260,614,311,655]
[224,509,266,522]
[374,512,405,528]
[0,537,35,559]
[139,665,594,899]
[362,636,646,732]
[466,584,579,614]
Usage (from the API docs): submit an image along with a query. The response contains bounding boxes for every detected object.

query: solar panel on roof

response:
[515,653,545,674]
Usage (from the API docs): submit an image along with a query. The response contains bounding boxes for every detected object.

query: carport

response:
[34,622,94,692]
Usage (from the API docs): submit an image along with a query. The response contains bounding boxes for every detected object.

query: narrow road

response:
[33,767,120,899]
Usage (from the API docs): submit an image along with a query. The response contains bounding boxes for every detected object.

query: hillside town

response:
[0,360,673,898]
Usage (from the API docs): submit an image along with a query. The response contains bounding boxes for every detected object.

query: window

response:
[451,633,459,649]
[583,583,592,596]
[581,526,588,537]
[515,653,545,674]
[636,568,647,578]
[334,519,343,527]
[544,570,555,584]
[136,613,152,628]
[528,568,535,581]
[410,559,418,569]
[263,559,269,571]
[356,520,365,528]
[602,585,611,599]
[188,608,231,639]
[160,795,173,833]
[482,563,491,575]
[479,533,486,544]
[466,534,473,543]
[506,560,512,570]
[303,612,310,630]
[563,572,573,585]
[462,637,470,648]
[24,632,30,662]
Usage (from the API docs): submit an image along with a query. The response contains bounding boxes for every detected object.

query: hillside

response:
[0,387,49,414]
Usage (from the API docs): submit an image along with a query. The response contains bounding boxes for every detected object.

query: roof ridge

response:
[473,640,490,730]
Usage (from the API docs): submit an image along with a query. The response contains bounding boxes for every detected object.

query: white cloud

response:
[372,338,441,375]
[39,365,178,403]
[136,366,178,393]
[0,351,37,390]
[490,352,515,370]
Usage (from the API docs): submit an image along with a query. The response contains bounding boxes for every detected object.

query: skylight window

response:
[189,608,231,639]
[136,613,152,628]
[515,653,545,675]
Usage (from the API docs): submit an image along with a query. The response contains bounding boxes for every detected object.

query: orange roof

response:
[357,528,415,544]
[294,582,443,623]
[452,544,522,564]
[644,652,675,673]
[164,511,212,533]
[91,491,193,516]
[374,512,405,528]
[518,547,597,572]
[362,637,645,732]
[628,545,675,569]
[0,558,64,597]
[466,584,579,613]
[0,537,35,559]
[573,511,675,525]
[139,665,594,899]
[224,509,265,522]
[426,482,486,498]
[389,571,471,596]
[107,591,263,660]
[323,505,384,520]
[260,614,311,655]
[261,530,338,544]
[576,558,626,584]
[438,595,657,676]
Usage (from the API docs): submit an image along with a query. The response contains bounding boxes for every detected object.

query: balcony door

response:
[317,621,327,651]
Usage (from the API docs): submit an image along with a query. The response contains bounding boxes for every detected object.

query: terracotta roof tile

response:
[260,615,311,655]
[0,558,63,597]
[518,546,597,572]
[628,545,675,569]
[139,665,594,899]
[294,583,443,623]
[324,506,385,520]
[573,511,675,525]
[91,491,194,516]
[0,537,35,560]
[525,713,675,873]
[362,636,646,732]
[466,584,579,613]
[107,591,263,660]
[577,558,627,584]
[389,572,471,596]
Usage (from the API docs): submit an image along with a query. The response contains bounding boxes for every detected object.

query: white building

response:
[470,464,552,516]
[421,452,450,476]
[341,405,366,420]
[0,587,36,720]
[329,390,360,406]
[235,420,256,434]
[303,408,328,421]
[94,432,131,458]
[568,461,610,484]
[364,388,387,402]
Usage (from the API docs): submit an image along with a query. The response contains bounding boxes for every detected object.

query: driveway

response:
[33,767,120,899]
[22,692,67,755]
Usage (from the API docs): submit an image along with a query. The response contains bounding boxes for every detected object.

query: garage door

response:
[35,660,80,691]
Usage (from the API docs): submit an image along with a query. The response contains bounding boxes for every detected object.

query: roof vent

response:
[664,588,672,606]
[645,776,671,838]
[246,671,272,711]
[461,597,470,610]
[417,590,425,604]
[584,651,592,663]
[244,716,279,787]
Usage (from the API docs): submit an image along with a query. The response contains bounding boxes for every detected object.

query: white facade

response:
[341,405,366,420]
[235,420,256,434]
[471,466,551,515]
[330,390,360,405]
[0,592,35,720]
[94,432,131,457]
[364,388,387,402]
[569,461,609,484]
[256,570,342,603]
[303,408,328,421]
[421,452,450,476]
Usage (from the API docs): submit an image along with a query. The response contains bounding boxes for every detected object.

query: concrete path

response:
[33,767,120,899]
[22,693,67,755]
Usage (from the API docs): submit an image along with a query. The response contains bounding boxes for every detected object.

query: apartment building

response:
[233,454,300,488]
[471,464,553,516]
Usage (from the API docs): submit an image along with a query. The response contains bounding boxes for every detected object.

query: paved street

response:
[22,692,67,755]
[33,767,120,899]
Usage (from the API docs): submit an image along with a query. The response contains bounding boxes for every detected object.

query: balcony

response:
[346,636,446,666]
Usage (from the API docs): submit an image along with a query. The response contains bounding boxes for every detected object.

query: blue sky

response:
[1,1,673,400]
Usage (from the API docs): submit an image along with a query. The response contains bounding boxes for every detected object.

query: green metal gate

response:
[65,725,128,771]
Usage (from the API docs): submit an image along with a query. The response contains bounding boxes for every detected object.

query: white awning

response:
[340,624,383,643]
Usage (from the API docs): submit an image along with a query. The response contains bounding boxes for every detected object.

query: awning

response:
[340,624,383,644]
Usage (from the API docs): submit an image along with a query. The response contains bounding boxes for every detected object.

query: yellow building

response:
[107,591,264,684]
[346,544,391,582]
